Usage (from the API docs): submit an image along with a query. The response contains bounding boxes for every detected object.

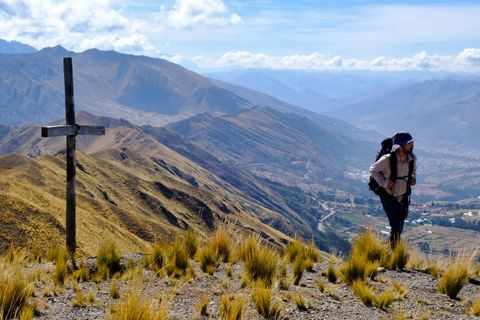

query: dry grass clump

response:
[251,280,282,319]
[278,265,291,290]
[352,229,388,263]
[469,297,480,316]
[438,255,471,299]
[324,263,338,283]
[195,294,210,316]
[341,229,393,285]
[284,237,305,263]
[292,254,304,285]
[165,239,189,278]
[341,249,378,285]
[239,235,279,287]
[385,241,410,270]
[46,246,69,263]
[72,260,91,283]
[96,243,122,279]
[219,294,245,320]
[197,244,219,275]
[53,256,68,286]
[183,229,198,259]
[72,292,87,308]
[0,259,34,320]
[293,293,311,311]
[144,243,165,274]
[210,227,233,263]
[352,280,376,306]
[110,281,121,299]
[352,280,397,310]
[108,291,169,320]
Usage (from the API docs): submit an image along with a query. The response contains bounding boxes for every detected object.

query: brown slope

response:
[0,150,294,255]
[0,112,313,232]
[167,106,371,194]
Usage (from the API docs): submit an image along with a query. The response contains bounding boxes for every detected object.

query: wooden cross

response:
[41,57,105,253]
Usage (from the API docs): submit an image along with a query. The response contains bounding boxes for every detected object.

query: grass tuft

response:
[438,255,470,299]
[219,294,245,320]
[197,245,219,275]
[352,280,375,306]
[470,297,480,316]
[341,249,378,285]
[284,237,304,263]
[195,294,210,316]
[108,291,169,320]
[325,263,338,283]
[352,229,388,263]
[145,243,164,274]
[165,239,189,278]
[210,227,233,263]
[97,243,122,279]
[110,281,120,299]
[0,261,34,320]
[385,240,409,270]
[251,280,282,319]
[183,229,198,259]
[241,237,278,287]
[293,293,310,311]
[293,254,304,285]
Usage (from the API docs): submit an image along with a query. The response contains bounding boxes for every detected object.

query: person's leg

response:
[380,196,405,249]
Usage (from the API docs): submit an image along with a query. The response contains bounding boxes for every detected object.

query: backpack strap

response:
[389,152,398,182]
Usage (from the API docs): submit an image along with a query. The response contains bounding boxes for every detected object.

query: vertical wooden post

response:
[64,58,76,254]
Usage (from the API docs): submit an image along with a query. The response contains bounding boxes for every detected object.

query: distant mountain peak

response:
[0,38,37,54]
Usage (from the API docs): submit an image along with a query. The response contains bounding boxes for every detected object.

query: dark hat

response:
[392,132,413,151]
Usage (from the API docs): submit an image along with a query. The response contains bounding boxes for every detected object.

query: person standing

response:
[369,132,417,248]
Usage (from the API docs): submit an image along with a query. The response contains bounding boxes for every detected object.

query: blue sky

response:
[1,0,480,71]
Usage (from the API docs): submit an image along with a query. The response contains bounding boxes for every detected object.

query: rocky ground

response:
[21,253,480,320]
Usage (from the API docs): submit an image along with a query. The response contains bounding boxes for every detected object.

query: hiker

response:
[369,132,417,248]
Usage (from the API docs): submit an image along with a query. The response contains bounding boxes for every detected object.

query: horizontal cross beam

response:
[41,125,105,137]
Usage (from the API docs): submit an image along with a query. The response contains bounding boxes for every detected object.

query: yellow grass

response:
[352,229,388,263]
[110,281,120,299]
[145,243,165,274]
[210,227,233,263]
[53,258,68,286]
[470,297,480,316]
[219,294,245,320]
[341,249,378,285]
[182,229,198,259]
[385,240,409,270]
[165,239,189,278]
[251,280,282,319]
[97,243,122,279]
[317,279,325,292]
[108,291,169,320]
[352,280,375,306]
[438,255,470,299]
[195,294,210,316]
[292,254,304,285]
[0,261,34,320]
[72,292,87,308]
[240,237,279,287]
[325,263,338,283]
[284,237,305,263]
[293,293,310,311]
[197,244,219,275]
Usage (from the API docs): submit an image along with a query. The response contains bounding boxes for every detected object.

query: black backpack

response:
[368,137,414,198]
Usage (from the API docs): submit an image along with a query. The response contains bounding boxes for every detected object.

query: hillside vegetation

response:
[2,230,480,319]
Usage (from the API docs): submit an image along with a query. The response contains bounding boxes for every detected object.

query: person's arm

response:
[369,155,390,190]
[410,154,417,186]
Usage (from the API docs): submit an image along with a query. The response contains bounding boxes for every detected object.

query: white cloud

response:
[158,0,242,29]
[191,49,480,72]
[0,0,153,52]
[458,48,480,65]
